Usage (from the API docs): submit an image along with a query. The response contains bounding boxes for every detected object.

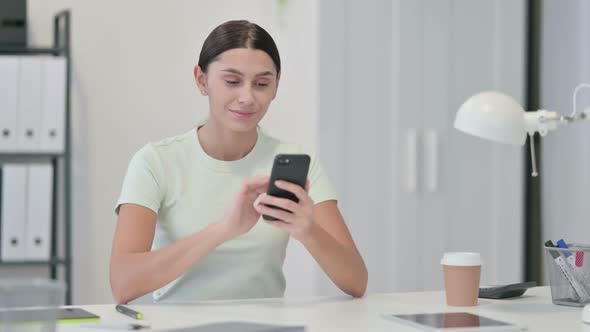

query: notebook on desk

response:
[0,307,99,324]
[162,321,305,332]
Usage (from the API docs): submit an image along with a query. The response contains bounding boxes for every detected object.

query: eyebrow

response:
[221,68,275,77]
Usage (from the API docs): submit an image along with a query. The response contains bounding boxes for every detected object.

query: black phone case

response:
[263,154,310,221]
[478,281,537,299]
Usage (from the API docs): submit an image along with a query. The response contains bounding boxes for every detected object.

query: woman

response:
[110,20,367,304]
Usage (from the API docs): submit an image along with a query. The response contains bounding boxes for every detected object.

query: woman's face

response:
[195,48,280,132]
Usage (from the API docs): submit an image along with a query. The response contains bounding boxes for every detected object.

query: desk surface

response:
[58,287,586,331]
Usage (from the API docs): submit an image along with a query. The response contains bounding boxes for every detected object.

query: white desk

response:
[58,287,586,331]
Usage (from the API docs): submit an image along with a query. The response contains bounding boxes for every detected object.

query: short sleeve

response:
[114,144,166,215]
[307,154,338,205]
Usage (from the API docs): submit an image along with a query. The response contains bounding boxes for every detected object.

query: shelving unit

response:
[0,10,72,304]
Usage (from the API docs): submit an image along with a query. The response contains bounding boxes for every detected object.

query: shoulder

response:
[134,130,195,164]
[258,127,316,157]
[150,129,195,154]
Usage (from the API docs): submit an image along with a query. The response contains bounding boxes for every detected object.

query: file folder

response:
[25,163,53,260]
[40,57,66,153]
[0,56,19,152]
[1,164,28,261]
[17,56,43,151]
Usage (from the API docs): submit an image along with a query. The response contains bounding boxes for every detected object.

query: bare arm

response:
[110,203,230,304]
[300,201,368,297]
[256,181,368,297]
[110,176,270,304]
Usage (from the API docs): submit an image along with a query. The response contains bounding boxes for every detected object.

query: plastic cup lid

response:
[440,252,482,266]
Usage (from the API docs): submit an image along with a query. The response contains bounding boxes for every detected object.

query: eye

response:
[256,81,270,87]
[225,80,240,85]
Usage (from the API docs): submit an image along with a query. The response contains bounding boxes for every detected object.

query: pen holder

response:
[544,244,590,307]
[0,278,65,332]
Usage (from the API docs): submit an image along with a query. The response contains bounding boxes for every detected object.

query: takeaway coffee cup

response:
[441,252,482,306]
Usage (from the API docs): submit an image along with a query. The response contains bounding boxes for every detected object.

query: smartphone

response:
[262,154,311,221]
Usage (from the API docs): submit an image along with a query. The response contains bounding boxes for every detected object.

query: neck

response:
[197,119,258,161]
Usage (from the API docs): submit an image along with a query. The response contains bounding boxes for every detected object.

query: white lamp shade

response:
[454,91,527,146]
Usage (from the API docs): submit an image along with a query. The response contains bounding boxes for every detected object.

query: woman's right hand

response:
[219,175,270,240]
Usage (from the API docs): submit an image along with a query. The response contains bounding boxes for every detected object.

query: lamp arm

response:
[528,133,539,177]
[525,108,590,137]
[524,110,559,177]
[524,110,560,136]
[521,84,590,177]
[570,83,590,117]
[524,84,590,137]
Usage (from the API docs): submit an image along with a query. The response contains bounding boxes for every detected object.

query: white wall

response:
[27,0,320,304]
[540,1,590,248]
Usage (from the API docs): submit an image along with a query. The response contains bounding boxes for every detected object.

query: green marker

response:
[115,305,143,320]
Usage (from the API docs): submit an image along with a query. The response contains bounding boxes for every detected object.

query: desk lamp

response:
[455,84,590,321]
[454,84,590,176]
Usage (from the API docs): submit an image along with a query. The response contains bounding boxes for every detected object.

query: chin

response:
[226,118,259,133]
[223,111,264,132]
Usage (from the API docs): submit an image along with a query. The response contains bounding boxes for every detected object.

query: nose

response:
[237,86,255,106]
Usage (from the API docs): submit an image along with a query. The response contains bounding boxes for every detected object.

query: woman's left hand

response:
[253,180,315,242]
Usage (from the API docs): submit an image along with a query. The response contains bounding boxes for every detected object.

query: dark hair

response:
[198,20,281,76]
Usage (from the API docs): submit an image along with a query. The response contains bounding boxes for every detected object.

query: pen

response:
[81,323,149,330]
[546,240,590,301]
[556,239,590,294]
[116,305,143,320]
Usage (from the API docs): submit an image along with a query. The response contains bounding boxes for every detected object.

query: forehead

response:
[209,48,277,76]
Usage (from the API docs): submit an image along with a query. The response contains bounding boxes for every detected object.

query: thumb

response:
[253,193,266,209]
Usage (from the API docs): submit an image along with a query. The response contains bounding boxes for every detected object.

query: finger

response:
[241,177,270,196]
[257,194,299,213]
[252,187,268,197]
[258,205,294,222]
[253,193,265,209]
[275,180,309,203]
[265,220,294,232]
[243,175,270,191]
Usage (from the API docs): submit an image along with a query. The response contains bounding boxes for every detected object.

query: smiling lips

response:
[230,110,256,119]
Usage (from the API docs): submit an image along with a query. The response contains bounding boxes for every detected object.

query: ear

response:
[272,72,281,100]
[194,65,208,96]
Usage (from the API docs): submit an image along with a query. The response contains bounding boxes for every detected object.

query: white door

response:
[318,0,525,295]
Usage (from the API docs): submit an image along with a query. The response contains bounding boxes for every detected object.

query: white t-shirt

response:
[115,126,338,302]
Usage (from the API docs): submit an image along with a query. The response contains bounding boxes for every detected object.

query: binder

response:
[25,163,53,260]
[0,56,19,152]
[40,57,66,153]
[1,164,28,261]
[17,56,43,152]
